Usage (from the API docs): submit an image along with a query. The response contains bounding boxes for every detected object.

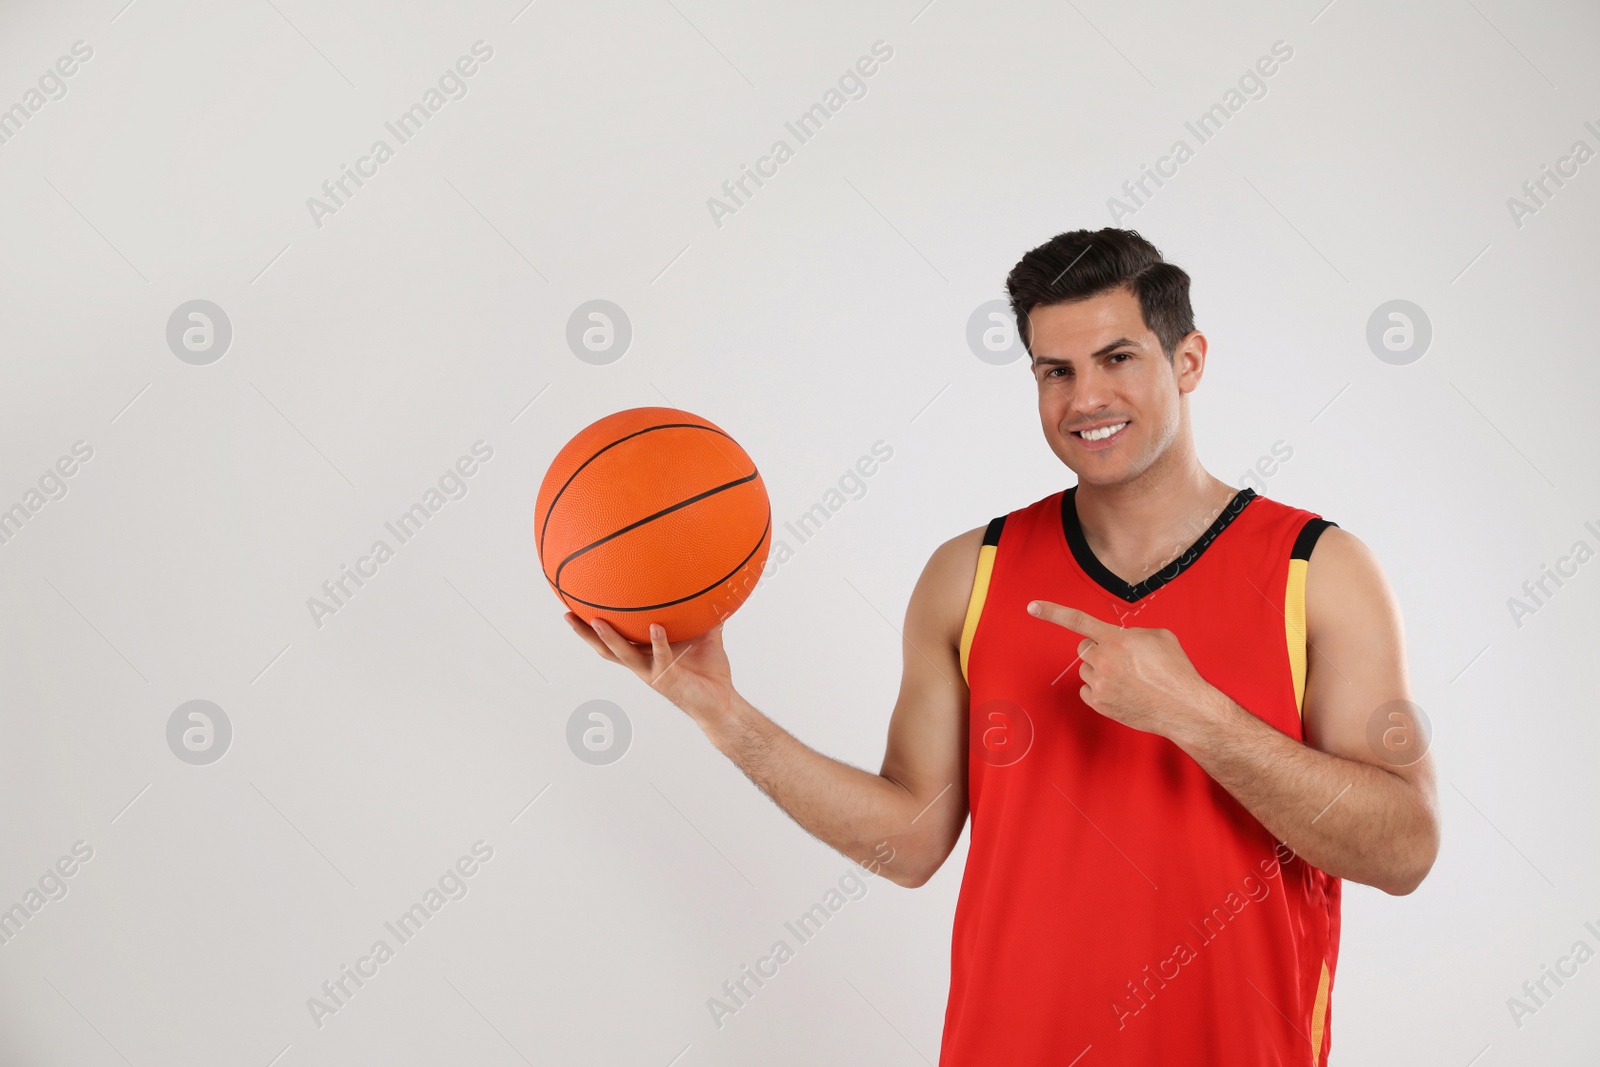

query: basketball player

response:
[566,227,1440,1064]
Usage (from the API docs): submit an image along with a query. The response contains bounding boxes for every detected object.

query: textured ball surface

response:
[536,407,771,643]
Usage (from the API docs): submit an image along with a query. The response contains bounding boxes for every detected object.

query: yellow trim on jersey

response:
[1285,557,1310,721]
[959,542,998,684]
[1309,958,1331,1064]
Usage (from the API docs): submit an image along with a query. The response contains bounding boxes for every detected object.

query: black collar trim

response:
[1061,486,1257,603]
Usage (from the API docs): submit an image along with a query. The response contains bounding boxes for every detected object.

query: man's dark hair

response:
[1005,228,1195,361]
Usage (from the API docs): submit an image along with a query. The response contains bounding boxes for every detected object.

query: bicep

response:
[877,530,979,850]
[1302,527,1435,789]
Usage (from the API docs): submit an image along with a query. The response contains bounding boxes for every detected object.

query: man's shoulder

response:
[1303,525,1385,597]
[1242,486,1325,523]
[927,490,1059,571]
[915,493,1059,644]
[914,508,1021,650]
[1238,489,1347,558]
[925,523,989,598]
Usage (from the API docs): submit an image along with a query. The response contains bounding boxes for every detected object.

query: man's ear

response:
[1174,330,1208,395]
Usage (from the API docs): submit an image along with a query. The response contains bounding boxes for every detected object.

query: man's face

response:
[1026,286,1203,488]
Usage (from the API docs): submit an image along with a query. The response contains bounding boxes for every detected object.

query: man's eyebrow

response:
[1030,337,1143,366]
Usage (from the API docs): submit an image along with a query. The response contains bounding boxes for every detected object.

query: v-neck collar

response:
[1059,485,1257,603]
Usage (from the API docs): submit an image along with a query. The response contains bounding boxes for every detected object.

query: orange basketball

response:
[536,406,772,644]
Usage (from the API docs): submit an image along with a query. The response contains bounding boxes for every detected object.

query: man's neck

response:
[1074,458,1237,587]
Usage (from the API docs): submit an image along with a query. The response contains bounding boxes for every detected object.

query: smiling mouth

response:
[1073,421,1128,441]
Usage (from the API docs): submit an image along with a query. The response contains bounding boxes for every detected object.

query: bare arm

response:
[566,526,983,888]
[1166,527,1440,894]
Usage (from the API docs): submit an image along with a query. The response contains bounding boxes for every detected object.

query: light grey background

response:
[0,0,1596,1064]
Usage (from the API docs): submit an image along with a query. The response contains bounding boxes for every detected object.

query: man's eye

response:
[1045,367,1068,378]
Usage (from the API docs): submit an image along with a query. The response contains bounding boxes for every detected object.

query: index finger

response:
[1027,600,1120,640]
[565,612,623,663]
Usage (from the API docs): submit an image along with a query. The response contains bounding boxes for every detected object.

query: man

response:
[566,227,1440,1064]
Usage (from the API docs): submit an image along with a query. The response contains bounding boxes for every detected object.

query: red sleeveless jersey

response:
[942,485,1340,1065]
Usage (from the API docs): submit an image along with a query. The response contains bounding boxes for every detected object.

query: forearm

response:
[1169,690,1439,894]
[697,691,932,883]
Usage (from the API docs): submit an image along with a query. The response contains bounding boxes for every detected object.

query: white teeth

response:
[1078,422,1127,441]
